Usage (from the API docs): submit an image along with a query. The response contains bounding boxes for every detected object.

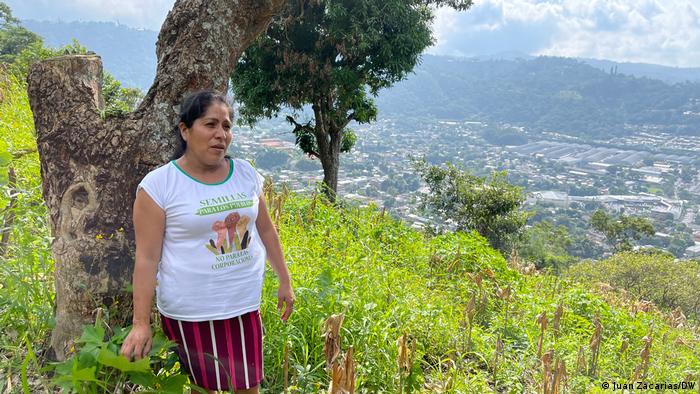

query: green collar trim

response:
[171,158,234,185]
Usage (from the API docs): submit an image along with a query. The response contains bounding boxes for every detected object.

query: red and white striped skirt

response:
[160,310,264,391]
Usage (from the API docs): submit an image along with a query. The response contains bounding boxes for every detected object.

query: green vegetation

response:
[0,64,55,394]
[3,158,700,391]
[412,158,529,253]
[1,4,698,392]
[568,251,700,321]
[517,221,576,272]
[1,1,142,118]
[0,2,41,64]
[3,57,697,392]
[101,72,142,118]
[590,209,655,252]
[231,0,470,198]
[50,317,187,393]
[377,55,700,138]
[21,19,158,90]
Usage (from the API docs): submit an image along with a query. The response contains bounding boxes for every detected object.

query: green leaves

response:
[0,139,11,185]
[96,348,151,372]
[101,72,143,118]
[50,318,187,393]
[231,0,445,193]
[590,209,655,251]
[412,157,529,252]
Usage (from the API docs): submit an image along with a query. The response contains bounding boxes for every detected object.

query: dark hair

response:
[171,90,232,160]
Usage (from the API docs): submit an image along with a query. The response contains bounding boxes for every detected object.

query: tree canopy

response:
[0,1,41,64]
[412,158,529,252]
[590,209,655,252]
[231,0,472,199]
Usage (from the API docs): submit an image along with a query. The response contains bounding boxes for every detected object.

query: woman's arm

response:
[120,189,165,360]
[256,195,294,321]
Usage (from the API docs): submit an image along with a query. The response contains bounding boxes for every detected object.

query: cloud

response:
[6,0,174,30]
[6,0,700,67]
[430,3,559,57]
[429,0,700,67]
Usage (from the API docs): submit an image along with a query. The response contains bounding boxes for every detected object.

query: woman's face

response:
[180,102,232,165]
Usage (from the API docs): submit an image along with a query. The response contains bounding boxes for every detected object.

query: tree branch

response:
[135,0,287,164]
[338,112,355,131]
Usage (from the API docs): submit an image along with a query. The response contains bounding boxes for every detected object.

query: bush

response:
[567,251,700,320]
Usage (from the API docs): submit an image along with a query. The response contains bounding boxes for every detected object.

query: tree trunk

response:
[26,0,285,361]
[312,102,343,202]
[319,142,340,202]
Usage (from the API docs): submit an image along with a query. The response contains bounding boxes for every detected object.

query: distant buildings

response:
[527,191,684,220]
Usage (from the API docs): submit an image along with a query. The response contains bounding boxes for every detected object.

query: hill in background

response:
[23,20,157,90]
[377,55,700,137]
[22,20,700,139]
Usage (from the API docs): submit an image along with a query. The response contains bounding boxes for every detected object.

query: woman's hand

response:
[120,323,153,361]
[277,281,295,322]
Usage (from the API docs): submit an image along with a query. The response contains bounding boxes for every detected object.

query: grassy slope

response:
[0,71,698,392]
[257,189,699,392]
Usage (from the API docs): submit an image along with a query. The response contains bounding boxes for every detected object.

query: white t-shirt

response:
[137,157,267,321]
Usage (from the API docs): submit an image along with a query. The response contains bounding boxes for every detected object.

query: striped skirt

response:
[160,310,264,391]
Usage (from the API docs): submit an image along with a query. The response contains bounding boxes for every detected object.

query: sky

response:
[6,0,700,68]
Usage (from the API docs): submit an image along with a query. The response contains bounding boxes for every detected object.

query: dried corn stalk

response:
[468,272,483,288]
[619,337,629,355]
[323,314,345,370]
[496,286,512,301]
[588,316,603,376]
[328,346,356,394]
[465,295,477,352]
[397,333,416,372]
[537,311,548,358]
[633,331,653,381]
[542,350,553,394]
[552,358,568,394]
[668,307,687,328]
[308,192,318,223]
[491,338,504,389]
[552,302,564,335]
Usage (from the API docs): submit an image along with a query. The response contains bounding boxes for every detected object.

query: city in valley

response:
[231,117,700,260]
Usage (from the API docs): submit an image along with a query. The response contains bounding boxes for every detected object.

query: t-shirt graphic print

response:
[205,209,256,270]
[207,212,252,254]
[136,158,267,321]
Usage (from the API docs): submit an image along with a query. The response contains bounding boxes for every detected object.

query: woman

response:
[120,90,294,394]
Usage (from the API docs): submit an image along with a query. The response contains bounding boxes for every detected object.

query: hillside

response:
[3,21,700,393]
[2,70,698,389]
[22,20,157,90]
[21,20,700,139]
[254,189,700,392]
[582,58,700,85]
[377,55,700,137]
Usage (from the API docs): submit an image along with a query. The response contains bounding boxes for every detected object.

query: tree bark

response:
[312,101,343,202]
[26,0,285,361]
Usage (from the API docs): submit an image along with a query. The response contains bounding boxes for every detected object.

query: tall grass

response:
[0,70,55,393]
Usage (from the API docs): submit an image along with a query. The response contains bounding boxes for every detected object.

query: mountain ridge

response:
[22,19,700,138]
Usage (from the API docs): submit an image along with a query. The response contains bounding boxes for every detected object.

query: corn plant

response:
[633,329,653,381]
[536,311,548,359]
[588,316,603,377]
[396,333,418,393]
